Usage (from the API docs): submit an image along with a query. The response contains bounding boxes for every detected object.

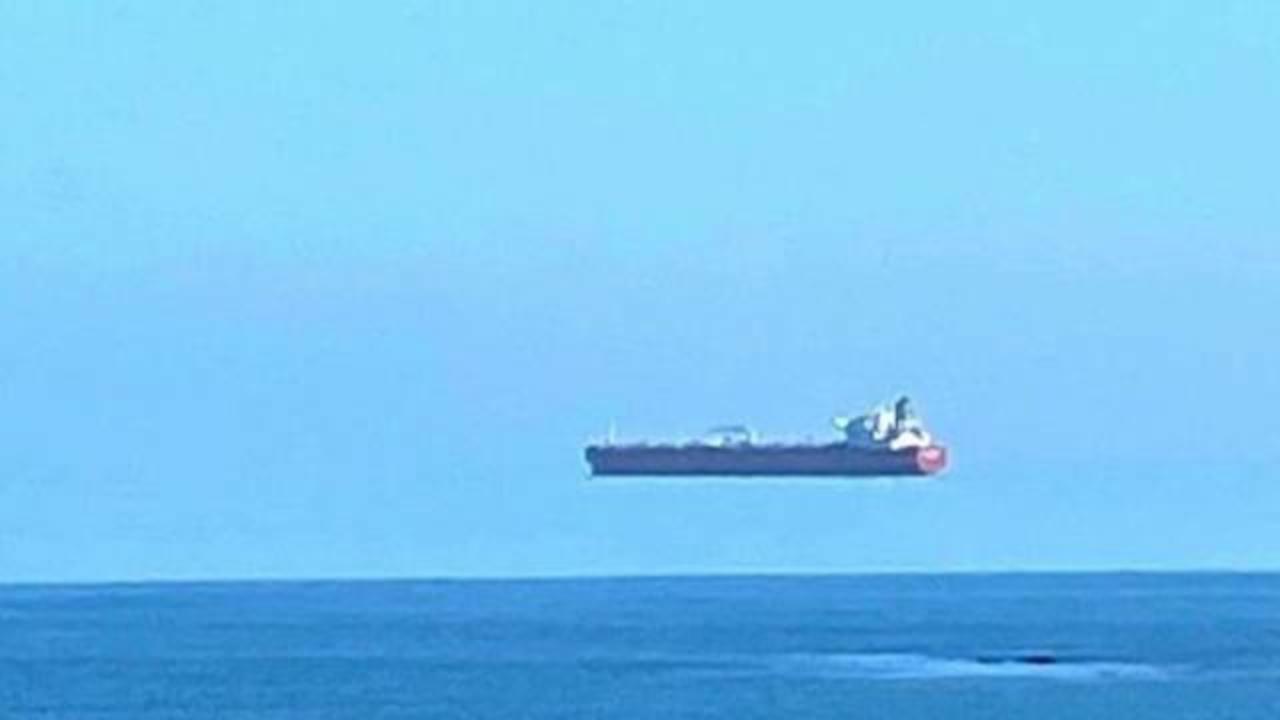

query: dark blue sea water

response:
[2,574,1277,718]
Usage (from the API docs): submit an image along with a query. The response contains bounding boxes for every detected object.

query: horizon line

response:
[3,566,1278,590]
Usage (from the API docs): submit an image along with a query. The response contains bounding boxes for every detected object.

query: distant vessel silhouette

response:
[585,396,947,478]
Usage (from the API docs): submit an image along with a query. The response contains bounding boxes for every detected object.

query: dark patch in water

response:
[975,653,1060,666]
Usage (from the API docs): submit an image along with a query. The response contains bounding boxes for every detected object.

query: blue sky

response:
[2,1,1278,582]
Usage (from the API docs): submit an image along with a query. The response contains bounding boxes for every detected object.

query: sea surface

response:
[2,573,1277,719]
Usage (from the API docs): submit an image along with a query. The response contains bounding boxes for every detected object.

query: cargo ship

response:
[585,396,947,478]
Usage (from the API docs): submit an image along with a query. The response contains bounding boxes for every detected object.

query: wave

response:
[772,652,1169,682]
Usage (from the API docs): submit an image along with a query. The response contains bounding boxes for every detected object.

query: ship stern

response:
[915,445,948,475]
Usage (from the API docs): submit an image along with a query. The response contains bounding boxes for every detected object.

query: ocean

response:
[2,573,1277,718]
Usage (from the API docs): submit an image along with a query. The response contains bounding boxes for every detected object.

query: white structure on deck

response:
[833,396,933,451]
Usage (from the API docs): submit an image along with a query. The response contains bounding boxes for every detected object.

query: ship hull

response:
[585,444,947,478]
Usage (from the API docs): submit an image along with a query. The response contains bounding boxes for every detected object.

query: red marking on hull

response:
[915,446,948,474]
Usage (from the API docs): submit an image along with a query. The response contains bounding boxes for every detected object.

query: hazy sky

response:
[3,1,1279,582]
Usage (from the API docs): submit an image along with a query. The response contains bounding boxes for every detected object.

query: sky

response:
[2,1,1279,582]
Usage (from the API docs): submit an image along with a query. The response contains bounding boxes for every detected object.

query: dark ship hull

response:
[585,443,947,478]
